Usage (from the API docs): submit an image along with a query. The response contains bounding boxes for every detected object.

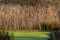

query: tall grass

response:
[0,0,59,30]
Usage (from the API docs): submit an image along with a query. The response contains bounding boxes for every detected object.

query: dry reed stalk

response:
[0,0,59,30]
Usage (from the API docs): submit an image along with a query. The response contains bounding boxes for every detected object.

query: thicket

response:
[0,30,14,40]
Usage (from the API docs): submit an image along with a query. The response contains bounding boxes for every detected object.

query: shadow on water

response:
[14,36,49,40]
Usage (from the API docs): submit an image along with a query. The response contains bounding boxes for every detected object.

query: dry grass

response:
[0,0,59,30]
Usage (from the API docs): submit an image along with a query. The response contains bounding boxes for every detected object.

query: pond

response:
[11,31,50,40]
[14,36,49,40]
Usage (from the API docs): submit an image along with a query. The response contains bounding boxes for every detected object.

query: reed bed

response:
[0,0,59,30]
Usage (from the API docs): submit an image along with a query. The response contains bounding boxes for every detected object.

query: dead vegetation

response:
[0,0,59,30]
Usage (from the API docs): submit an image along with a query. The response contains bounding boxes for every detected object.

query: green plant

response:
[0,30,14,40]
[41,22,51,31]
